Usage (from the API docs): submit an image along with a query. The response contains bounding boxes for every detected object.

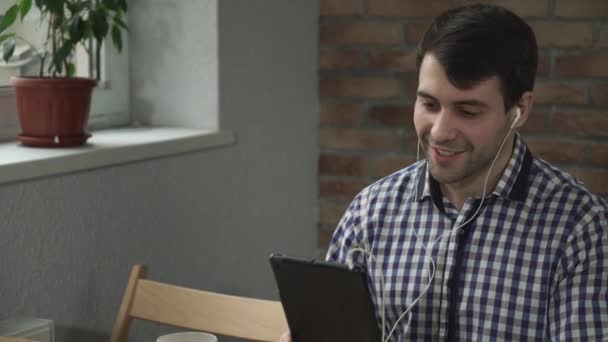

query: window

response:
[0,0,239,186]
[0,0,129,142]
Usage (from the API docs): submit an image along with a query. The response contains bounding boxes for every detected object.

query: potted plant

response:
[0,0,127,147]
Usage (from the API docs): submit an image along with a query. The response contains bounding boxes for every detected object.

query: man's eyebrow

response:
[453,99,490,108]
[416,90,490,108]
[416,90,437,101]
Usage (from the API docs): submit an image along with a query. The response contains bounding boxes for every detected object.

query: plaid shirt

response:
[327,134,608,341]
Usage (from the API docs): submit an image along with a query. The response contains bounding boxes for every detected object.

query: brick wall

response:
[318,0,608,250]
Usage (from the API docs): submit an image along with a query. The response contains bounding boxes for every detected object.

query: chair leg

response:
[109,265,147,342]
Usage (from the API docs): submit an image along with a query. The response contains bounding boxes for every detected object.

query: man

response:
[280,3,607,341]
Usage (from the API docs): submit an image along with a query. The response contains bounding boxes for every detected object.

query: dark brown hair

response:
[416,4,538,110]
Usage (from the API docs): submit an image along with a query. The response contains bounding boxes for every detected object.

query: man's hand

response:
[278,332,292,342]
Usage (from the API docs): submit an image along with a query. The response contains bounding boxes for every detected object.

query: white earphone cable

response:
[345,109,520,342]
[384,112,518,341]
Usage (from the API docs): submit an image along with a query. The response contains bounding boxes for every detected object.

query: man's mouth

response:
[433,147,464,157]
[436,148,459,156]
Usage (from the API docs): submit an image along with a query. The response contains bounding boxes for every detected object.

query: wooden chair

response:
[0,337,35,342]
[109,264,289,342]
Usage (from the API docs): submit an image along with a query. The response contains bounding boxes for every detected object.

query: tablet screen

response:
[269,254,381,342]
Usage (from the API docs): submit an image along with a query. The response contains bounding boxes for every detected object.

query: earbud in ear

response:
[511,108,521,129]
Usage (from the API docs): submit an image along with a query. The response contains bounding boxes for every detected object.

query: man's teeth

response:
[437,149,457,156]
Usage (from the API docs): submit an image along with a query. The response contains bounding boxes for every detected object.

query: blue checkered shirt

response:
[327,135,608,341]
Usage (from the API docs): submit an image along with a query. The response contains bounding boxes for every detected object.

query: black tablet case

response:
[269,254,381,342]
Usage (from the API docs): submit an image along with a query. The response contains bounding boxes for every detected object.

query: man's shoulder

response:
[529,157,608,217]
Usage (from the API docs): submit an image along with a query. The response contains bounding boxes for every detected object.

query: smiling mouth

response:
[433,147,464,157]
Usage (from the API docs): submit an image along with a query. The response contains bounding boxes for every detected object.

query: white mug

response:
[157,331,218,342]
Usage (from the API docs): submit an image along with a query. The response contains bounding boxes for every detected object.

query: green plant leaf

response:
[20,0,32,21]
[111,24,121,52]
[103,0,118,10]
[83,18,92,39]
[52,12,66,28]
[0,33,14,45]
[67,0,86,14]
[2,37,16,62]
[70,16,85,42]
[113,14,127,31]
[0,4,20,34]
[91,7,109,41]
[52,40,72,73]
[46,0,64,15]
[66,62,75,77]
[118,0,127,12]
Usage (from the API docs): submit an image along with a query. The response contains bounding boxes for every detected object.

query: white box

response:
[0,317,54,342]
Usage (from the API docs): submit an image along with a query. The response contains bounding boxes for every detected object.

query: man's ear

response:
[512,91,534,129]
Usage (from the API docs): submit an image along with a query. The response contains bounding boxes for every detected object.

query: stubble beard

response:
[422,128,511,188]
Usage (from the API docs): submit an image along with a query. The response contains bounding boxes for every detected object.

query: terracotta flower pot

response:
[10,76,97,147]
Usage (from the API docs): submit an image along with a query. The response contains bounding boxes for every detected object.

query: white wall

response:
[0,1,319,341]
[130,0,219,129]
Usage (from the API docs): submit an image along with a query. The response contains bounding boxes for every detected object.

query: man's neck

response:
[441,136,516,211]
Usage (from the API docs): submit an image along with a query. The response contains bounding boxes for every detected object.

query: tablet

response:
[269,253,381,342]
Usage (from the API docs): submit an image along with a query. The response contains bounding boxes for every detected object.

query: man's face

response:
[414,53,513,187]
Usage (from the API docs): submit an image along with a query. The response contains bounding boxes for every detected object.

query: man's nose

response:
[430,110,457,143]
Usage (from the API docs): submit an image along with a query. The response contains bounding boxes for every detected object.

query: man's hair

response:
[416,4,538,110]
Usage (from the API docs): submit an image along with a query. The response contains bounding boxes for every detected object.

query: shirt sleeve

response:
[548,210,608,341]
[325,193,370,269]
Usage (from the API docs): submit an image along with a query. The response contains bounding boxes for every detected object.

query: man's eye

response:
[461,110,480,118]
[424,102,438,111]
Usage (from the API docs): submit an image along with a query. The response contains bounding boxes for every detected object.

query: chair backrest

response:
[109,264,289,342]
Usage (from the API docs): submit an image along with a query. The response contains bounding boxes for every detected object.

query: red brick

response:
[588,143,608,167]
[556,54,608,78]
[320,179,369,199]
[371,155,418,177]
[456,0,549,17]
[555,111,608,137]
[405,20,432,45]
[321,0,365,16]
[368,105,415,129]
[319,127,402,151]
[404,78,419,98]
[320,48,366,70]
[533,22,593,48]
[318,226,336,249]
[320,102,364,126]
[369,50,417,72]
[320,22,402,45]
[319,201,349,226]
[598,29,608,48]
[369,0,452,17]
[591,83,608,107]
[404,134,420,153]
[319,154,365,176]
[537,53,550,77]
[526,139,586,164]
[320,76,400,98]
[519,111,549,135]
[566,168,608,194]
[534,82,587,105]
[555,0,608,17]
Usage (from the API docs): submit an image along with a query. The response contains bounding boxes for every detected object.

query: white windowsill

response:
[0,127,235,185]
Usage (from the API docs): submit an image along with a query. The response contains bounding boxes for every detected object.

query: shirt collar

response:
[415,133,532,206]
